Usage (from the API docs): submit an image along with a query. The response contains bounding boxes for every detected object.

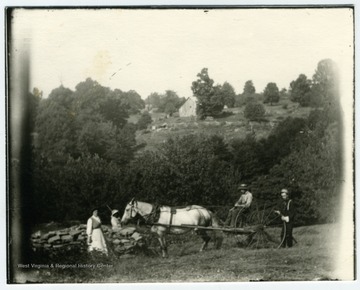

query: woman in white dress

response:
[86,209,108,255]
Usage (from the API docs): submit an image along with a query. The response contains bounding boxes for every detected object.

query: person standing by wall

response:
[274,189,295,248]
[86,208,108,255]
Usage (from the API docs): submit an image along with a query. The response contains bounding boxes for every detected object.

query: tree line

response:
[190,59,338,120]
[23,59,341,226]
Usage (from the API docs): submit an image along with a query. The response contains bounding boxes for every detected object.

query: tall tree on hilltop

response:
[263,82,280,105]
[191,68,224,119]
[243,80,256,96]
[236,80,257,106]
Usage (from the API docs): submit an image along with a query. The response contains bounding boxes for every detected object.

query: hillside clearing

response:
[133,103,312,152]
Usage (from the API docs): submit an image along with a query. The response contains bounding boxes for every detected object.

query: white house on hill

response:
[179,97,197,117]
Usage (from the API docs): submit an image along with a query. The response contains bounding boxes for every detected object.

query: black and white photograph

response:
[4,3,356,287]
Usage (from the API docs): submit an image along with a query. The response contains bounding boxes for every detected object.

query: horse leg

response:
[157,235,168,258]
[198,230,211,252]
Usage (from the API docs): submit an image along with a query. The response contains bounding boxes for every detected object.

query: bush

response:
[137,112,152,130]
[244,102,266,121]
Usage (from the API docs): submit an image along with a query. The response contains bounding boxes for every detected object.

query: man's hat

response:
[111,209,119,216]
[238,184,248,190]
[281,188,289,194]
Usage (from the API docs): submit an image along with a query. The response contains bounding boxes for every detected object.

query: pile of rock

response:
[103,226,146,255]
[30,225,145,255]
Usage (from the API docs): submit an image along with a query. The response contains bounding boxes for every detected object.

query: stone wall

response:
[31,225,145,255]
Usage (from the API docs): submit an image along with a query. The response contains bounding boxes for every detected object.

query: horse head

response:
[121,198,138,225]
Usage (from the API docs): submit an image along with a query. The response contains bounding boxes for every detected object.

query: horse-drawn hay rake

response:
[121,199,283,257]
[207,203,283,249]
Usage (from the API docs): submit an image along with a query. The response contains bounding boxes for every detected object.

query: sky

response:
[10,8,353,99]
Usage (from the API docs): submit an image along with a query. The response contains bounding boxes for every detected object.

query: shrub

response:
[137,112,152,130]
[244,102,266,121]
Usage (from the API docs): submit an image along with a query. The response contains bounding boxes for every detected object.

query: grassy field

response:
[14,223,348,283]
[133,102,312,152]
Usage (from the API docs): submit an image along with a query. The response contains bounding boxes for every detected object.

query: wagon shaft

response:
[224,224,265,234]
[175,223,264,234]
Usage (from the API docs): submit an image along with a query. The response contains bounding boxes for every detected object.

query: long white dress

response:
[111,209,122,231]
[86,215,108,255]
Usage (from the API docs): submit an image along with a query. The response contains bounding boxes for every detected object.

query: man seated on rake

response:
[224,184,253,228]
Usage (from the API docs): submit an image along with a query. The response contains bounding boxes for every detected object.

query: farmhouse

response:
[179,97,197,117]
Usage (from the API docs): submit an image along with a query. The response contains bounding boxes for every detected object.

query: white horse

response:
[121,199,223,258]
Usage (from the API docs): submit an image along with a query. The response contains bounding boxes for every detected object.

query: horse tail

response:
[209,210,224,249]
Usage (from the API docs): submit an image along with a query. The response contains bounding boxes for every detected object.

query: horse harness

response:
[147,204,176,231]
[129,201,207,230]
[144,204,162,224]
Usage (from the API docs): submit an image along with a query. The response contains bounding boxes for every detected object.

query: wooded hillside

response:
[19,59,342,227]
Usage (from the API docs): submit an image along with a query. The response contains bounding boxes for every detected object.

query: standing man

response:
[224,184,253,227]
[275,188,295,248]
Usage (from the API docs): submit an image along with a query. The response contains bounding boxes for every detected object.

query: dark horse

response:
[121,199,223,257]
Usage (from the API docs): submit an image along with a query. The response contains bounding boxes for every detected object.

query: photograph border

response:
[2,1,358,289]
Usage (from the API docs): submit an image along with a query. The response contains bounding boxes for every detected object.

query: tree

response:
[289,74,312,106]
[229,134,264,182]
[127,134,237,206]
[34,79,138,164]
[191,68,224,119]
[100,91,129,129]
[259,117,307,172]
[280,88,288,99]
[119,89,145,114]
[32,153,127,222]
[239,80,257,106]
[104,123,137,165]
[35,86,76,159]
[157,90,185,114]
[244,102,265,121]
[219,82,236,108]
[137,111,152,130]
[262,120,341,224]
[146,92,162,109]
[263,82,280,105]
[243,80,256,96]
[311,59,338,107]
[164,103,177,116]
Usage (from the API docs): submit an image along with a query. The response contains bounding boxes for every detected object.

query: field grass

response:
[14,223,348,283]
